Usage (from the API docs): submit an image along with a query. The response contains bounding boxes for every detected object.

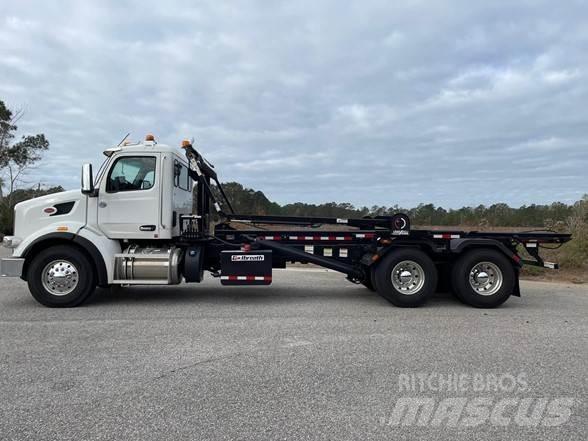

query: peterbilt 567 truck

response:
[0,135,571,308]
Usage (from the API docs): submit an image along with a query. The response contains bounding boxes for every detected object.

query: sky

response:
[1,0,587,209]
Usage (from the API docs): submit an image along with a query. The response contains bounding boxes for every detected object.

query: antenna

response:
[117,132,131,147]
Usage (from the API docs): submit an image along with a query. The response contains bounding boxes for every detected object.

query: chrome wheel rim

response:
[391,260,425,295]
[469,261,502,295]
[42,260,79,296]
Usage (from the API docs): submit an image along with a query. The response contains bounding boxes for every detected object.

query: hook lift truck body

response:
[1,136,571,308]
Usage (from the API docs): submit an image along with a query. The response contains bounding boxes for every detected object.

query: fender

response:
[19,232,109,287]
[377,239,438,260]
[449,238,520,264]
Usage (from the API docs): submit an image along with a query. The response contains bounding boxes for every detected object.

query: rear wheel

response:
[374,249,437,307]
[451,249,515,308]
[27,245,96,307]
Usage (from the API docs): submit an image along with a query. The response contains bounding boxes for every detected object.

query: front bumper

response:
[1,257,25,277]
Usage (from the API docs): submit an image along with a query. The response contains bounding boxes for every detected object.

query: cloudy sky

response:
[1,0,587,208]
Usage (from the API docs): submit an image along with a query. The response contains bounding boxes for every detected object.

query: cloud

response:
[233,152,330,171]
[0,0,587,208]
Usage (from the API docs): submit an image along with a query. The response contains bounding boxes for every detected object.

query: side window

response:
[174,160,190,191]
[106,156,156,193]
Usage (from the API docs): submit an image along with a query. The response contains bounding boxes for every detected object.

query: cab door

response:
[97,154,161,239]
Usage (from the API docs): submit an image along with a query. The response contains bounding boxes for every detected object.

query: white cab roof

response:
[103,141,186,158]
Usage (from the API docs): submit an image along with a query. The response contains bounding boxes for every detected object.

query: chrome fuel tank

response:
[113,245,182,284]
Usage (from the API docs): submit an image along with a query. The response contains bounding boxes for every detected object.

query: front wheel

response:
[451,249,515,308]
[374,248,437,307]
[27,245,96,307]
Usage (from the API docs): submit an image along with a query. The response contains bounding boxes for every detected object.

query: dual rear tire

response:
[373,248,438,307]
[450,249,515,308]
[371,248,515,308]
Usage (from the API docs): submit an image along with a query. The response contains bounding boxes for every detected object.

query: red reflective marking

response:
[225,275,272,281]
[261,236,281,240]
[293,235,355,241]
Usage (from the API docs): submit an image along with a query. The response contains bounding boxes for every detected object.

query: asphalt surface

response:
[0,268,586,440]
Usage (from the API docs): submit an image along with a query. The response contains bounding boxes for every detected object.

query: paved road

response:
[0,269,586,440]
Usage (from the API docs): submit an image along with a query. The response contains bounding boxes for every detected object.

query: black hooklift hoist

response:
[177,142,571,308]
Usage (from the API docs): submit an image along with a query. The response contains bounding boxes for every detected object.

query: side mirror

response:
[81,163,94,194]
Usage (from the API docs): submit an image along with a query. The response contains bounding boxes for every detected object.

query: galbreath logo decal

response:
[231,255,265,262]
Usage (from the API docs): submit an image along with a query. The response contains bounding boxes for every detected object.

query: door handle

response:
[98,201,107,208]
[140,225,156,231]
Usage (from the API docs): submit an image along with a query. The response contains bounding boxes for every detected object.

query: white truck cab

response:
[1,136,193,306]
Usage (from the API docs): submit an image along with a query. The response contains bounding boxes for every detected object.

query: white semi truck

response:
[0,135,571,308]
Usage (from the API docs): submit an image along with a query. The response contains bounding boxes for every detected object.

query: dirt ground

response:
[520,267,587,284]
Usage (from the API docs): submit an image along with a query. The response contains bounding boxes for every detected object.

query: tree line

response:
[217,181,585,230]
[218,182,588,269]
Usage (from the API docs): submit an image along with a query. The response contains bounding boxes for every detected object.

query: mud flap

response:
[513,271,521,297]
[184,246,204,282]
[220,250,272,285]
